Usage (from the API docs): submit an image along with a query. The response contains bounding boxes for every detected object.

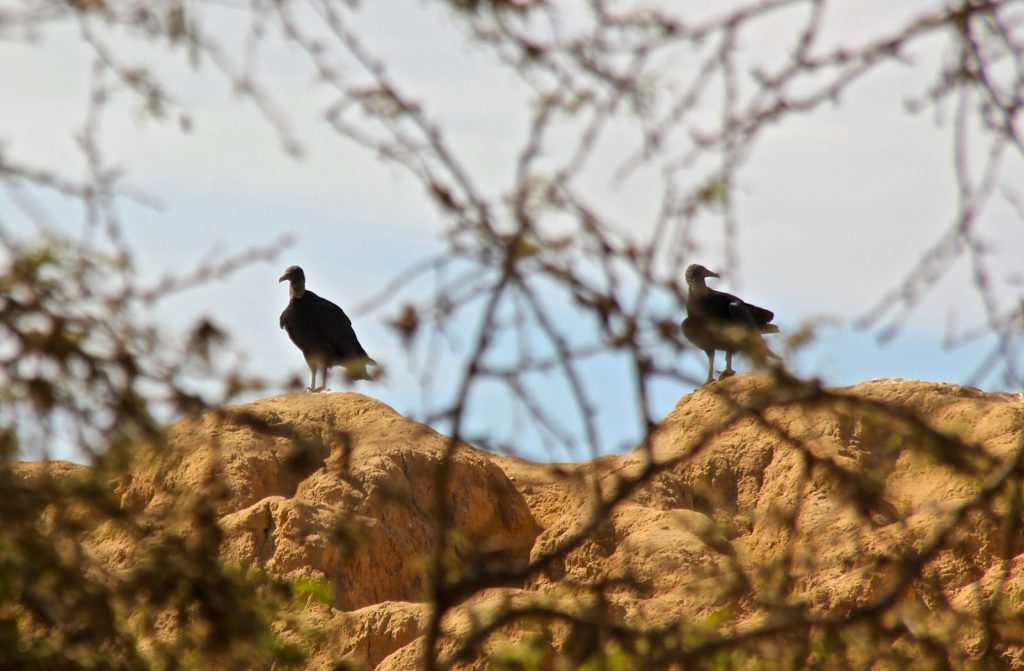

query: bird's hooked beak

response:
[278,272,289,283]
[705,269,720,279]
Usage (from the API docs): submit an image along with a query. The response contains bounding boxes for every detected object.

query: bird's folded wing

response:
[310,293,369,358]
[311,294,354,329]
[726,300,758,328]
[743,302,775,326]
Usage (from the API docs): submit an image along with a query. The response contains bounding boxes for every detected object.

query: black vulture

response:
[279,265,376,390]
[681,263,781,384]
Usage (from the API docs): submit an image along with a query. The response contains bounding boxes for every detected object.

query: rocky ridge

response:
[28,376,1024,668]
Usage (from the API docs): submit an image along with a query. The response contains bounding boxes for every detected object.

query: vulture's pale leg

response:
[719,351,737,380]
[704,350,715,385]
[306,359,326,392]
[320,365,330,391]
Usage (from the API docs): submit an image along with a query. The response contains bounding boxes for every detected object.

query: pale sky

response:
[1,1,1021,461]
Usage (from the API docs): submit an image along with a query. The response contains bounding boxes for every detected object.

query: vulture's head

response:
[684,264,719,285]
[279,265,306,284]
[279,265,306,297]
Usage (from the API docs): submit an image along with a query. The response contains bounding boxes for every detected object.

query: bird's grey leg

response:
[302,354,320,391]
[320,365,329,392]
[705,350,715,385]
[720,351,736,380]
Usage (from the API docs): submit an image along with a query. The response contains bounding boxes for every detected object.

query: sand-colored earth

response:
[21,376,1024,668]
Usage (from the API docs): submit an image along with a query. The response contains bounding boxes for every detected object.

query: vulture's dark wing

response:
[710,289,776,330]
[306,291,370,360]
[741,301,776,329]
[693,287,779,333]
[692,289,736,321]
[726,299,758,328]
[309,292,352,328]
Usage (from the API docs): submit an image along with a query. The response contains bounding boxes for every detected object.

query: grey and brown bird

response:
[279,265,376,390]
[681,263,781,384]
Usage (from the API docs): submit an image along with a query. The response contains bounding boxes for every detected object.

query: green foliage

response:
[292,576,335,608]
[0,232,299,669]
[492,630,557,671]
[578,642,636,671]
[263,633,308,667]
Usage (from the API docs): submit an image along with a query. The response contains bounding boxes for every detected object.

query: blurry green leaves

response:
[0,231,300,667]
[492,630,557,671]
[292,576,334,608]
[675,605,735,651]
[696,177,729,210]
[263,633,308,667]
[504,232,542,264]
[1,241,107,384]
[123,68,169,121]
[578,642,635,671]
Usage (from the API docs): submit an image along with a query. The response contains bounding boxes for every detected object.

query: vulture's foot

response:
[718,369,736,381]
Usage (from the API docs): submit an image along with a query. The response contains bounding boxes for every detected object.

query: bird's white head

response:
[279,265,306,298]
[684,264,719,286]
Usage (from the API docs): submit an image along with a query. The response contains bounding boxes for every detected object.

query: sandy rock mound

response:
[524,376,1024,660]
[57,377,1024,668]
[114,392,540,612]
